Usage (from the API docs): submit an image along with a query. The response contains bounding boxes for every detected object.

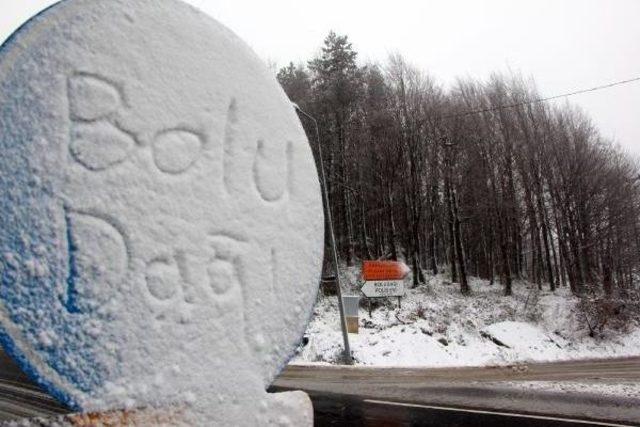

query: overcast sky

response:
[2,0,639,155]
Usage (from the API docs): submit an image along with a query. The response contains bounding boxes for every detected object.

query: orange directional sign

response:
[362,261,410,281]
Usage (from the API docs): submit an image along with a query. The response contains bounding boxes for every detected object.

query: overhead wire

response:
[441,76,640,120]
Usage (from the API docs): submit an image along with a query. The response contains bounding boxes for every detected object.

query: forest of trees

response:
[278,32,640,304]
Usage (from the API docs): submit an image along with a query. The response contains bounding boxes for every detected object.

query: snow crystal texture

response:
[0,0,323,424]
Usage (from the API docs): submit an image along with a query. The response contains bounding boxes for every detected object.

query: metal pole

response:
[294,104,353,364]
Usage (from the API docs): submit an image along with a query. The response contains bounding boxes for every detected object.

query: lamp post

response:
[294,103,353,365]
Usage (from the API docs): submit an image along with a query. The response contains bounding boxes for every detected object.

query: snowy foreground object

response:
[0,0,322,424]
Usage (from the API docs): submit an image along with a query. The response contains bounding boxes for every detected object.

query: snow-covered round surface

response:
[0,0,323,423]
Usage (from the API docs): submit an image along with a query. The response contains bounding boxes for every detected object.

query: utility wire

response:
[441,76,640,120]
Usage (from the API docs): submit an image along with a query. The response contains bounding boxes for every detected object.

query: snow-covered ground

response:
[294,271,640,367]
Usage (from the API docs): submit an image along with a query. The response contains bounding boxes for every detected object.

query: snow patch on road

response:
[492,381,640,400]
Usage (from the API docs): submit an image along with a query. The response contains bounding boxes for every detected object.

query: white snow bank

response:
[295,270,640,367]
[481,321,566,360]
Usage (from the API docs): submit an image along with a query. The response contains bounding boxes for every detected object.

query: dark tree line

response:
[278,32,640,300]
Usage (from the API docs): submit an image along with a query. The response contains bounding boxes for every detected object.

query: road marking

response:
[363,399,634,426]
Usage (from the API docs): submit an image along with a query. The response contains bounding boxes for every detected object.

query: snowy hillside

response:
[294,272,640,367]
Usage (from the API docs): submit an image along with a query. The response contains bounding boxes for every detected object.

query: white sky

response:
[2,0,639,155]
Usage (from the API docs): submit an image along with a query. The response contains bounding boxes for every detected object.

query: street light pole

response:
[294,104,353,365]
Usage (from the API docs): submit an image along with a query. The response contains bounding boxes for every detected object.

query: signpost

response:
[361,261,410,311]
[361,279,405,298]
[295,104,352,364]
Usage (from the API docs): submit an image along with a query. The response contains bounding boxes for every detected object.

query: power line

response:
[442,75,640,120]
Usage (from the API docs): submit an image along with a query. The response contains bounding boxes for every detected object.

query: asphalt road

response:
[0,350,638,425]
[277,356,640,383]
[0,351,68,421]
[272,358,640,426]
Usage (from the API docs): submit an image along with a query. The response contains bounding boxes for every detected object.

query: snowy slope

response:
[294,271,640,367]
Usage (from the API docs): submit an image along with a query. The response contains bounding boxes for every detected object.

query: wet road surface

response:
[302,390,635,427]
